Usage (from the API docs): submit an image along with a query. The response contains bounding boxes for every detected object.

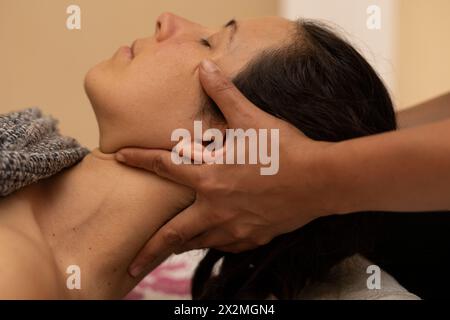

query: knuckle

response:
[198,174,232,196]
[141,251,157,262]
[213,180,232,195]
[209,210,226,224]
[125,151,142,166]
[213,76,235,94]
[162,228,185,246]
[152,155,167,175]
[252,237,271,247]
[226,207,241,219]
[239,109,255,124]
[214,210,236,225]
[231,227,250,241]
[197,174,217,193]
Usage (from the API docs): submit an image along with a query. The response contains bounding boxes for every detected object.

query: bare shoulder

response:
[0,225,65,299]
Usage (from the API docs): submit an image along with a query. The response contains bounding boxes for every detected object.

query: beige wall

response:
[396,0,450,109]
[280,0,450,110]
[280,0,398,107]
[0,0,277,149]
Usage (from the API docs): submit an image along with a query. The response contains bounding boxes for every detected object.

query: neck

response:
[29,149,194,299]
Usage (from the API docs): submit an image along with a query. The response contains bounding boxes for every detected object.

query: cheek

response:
[123,48,203,114]
[109,75,203,150]
[89,43,207,151]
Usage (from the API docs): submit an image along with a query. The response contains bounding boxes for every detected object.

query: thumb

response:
[199,59,262,127]
[116,148,201,188]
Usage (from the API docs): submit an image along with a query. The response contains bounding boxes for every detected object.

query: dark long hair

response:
[192,20,450,300]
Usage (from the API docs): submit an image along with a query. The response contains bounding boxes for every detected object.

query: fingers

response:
[199,59,262,127]
[176,228,234,252]
[116,148,201,188]
[177,225,270,254]
[128,203,212,277]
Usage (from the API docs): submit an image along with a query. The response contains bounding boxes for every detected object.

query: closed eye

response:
[200,38,212,48]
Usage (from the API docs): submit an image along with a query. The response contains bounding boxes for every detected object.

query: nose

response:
[155,12,201,42]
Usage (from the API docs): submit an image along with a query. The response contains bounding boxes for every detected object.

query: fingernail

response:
[116,152,126,163]
[201,59,219,73]
[129,264,144,278]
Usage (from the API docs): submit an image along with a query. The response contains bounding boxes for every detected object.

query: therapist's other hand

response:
[117,59,336,278]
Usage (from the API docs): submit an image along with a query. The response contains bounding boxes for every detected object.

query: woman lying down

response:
[1,13,449,300]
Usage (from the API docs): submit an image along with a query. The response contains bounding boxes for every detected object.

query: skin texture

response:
[0,13,294,299]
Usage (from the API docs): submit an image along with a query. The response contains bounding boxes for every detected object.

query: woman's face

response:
[84,13,294,153]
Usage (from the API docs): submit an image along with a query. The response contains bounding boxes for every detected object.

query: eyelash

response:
[200,38,212,48]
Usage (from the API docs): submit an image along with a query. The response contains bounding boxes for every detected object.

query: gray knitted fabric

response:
[0,108,90,197]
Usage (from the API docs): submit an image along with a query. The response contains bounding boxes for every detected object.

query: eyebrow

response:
[223,19,238,46]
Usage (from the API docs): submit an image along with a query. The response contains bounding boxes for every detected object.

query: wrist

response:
[315,141,357,216]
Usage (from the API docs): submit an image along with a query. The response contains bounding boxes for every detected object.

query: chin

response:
[83,59,114,104]
[83,67,101,108]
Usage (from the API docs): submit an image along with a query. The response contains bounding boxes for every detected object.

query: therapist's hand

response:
[117,59,337,278]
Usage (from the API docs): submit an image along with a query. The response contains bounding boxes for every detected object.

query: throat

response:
[32,151,126,239]
[29,149,194,298]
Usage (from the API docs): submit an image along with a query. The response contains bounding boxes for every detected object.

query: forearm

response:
[326,118,450,214]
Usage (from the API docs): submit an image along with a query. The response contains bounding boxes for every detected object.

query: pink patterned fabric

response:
[125,250,205,300]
